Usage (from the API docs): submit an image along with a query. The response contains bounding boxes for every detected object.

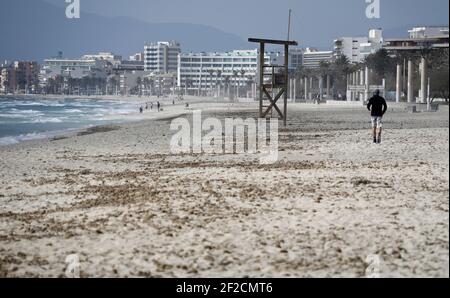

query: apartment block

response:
[144,41,181,73]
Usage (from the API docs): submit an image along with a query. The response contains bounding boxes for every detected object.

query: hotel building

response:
[177,50,258,94]
[144,41,181,74]
[408,26,449,39]
[81,52,122,66]
[39,58,109,88]
[302,48,333,68]
[383,26,449,52]
[0,61,39,93]
[177,48,305,94]
[334,29,383,63]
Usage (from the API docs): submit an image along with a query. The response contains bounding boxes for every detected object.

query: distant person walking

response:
[139,106,144,114]
[367,89,387,144]
[315,94,321,105]
[157,101,161,112]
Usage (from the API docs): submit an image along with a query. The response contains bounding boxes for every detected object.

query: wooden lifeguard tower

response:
[248,38,298,126]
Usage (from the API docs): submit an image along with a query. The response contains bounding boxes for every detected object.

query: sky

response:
[0,0,448,62]
[44,0,449,46]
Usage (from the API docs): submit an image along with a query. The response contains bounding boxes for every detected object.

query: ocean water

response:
[0,97,142,146]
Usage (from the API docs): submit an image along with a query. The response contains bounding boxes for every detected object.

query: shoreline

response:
[1,93,251,103]
[0,95,448,149]
[1,98,448,148]
[0,93,256,147]
[0,99,259,148]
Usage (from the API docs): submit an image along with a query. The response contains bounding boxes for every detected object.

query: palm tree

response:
[247,75,254,99]
[364,49,395,85]
[240,69,246,98]
[216,69,223,98]
[184,78,192,96]
[136,77,142,96]
[113,77,120,95]
[224,76,231,99]
[142,77,149,96]
[330,55,351,97]
[67,77,76,95]
[55,75,64,94]
[198,68,203,96]
[232,69,239,99]
[207,69,215,96]
[46,78,56,94]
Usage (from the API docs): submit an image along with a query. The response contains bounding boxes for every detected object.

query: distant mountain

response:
[0,0,249,62]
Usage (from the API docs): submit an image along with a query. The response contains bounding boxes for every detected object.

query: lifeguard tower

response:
[248,38,298,127]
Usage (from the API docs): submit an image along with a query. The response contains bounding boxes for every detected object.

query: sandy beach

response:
[0,100,448,278]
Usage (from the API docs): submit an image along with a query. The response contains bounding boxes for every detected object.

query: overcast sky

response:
[44,0,449,44]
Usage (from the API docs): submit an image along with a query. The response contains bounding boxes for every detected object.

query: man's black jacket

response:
[367,95,388,117]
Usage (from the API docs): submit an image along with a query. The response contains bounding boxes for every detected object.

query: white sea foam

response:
[69,102,104,108]
[10,109,43,115]
[0,114,25,119]
[0,132,50,146]
[31,117,64,123]
[64,109,83,113]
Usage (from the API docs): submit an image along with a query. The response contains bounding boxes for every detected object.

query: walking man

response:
[367,89,387,144]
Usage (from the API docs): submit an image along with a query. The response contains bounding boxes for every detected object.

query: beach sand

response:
[0,100,448,278]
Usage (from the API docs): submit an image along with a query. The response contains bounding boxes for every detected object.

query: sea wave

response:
[10,109,43,114]
[0,127,83,146]
[25,101,67,107]
[0,114,26,119]
[0,132,52,146]
[64,109,83,113]
[30,117,64,123]
[0,97,141,145]
[68,102,104,108]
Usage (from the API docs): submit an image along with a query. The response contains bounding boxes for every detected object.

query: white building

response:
[81,52,122,66]
[408,26,449,39]
[119,70,147,94]
[264,49,303,70]
[360,29,384,60]
[303,48,333,68]
[144,72,178,96]
[289,48,304,70]
[129,53,144,61]
[144,41,181,74]
[40,58,109,87]
[178,50,258,95]
[0,66,9,93]
[334,29,383,63]
[333,37,368,63]
[178,47,312,95]
[114,60,145,72]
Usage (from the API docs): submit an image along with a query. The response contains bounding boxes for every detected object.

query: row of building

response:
[170,26,449,94]
[1,26,448,95]
[334,26,449,63]
[0,61,39,94]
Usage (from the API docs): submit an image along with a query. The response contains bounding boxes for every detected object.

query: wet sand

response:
[0,101,448,277]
